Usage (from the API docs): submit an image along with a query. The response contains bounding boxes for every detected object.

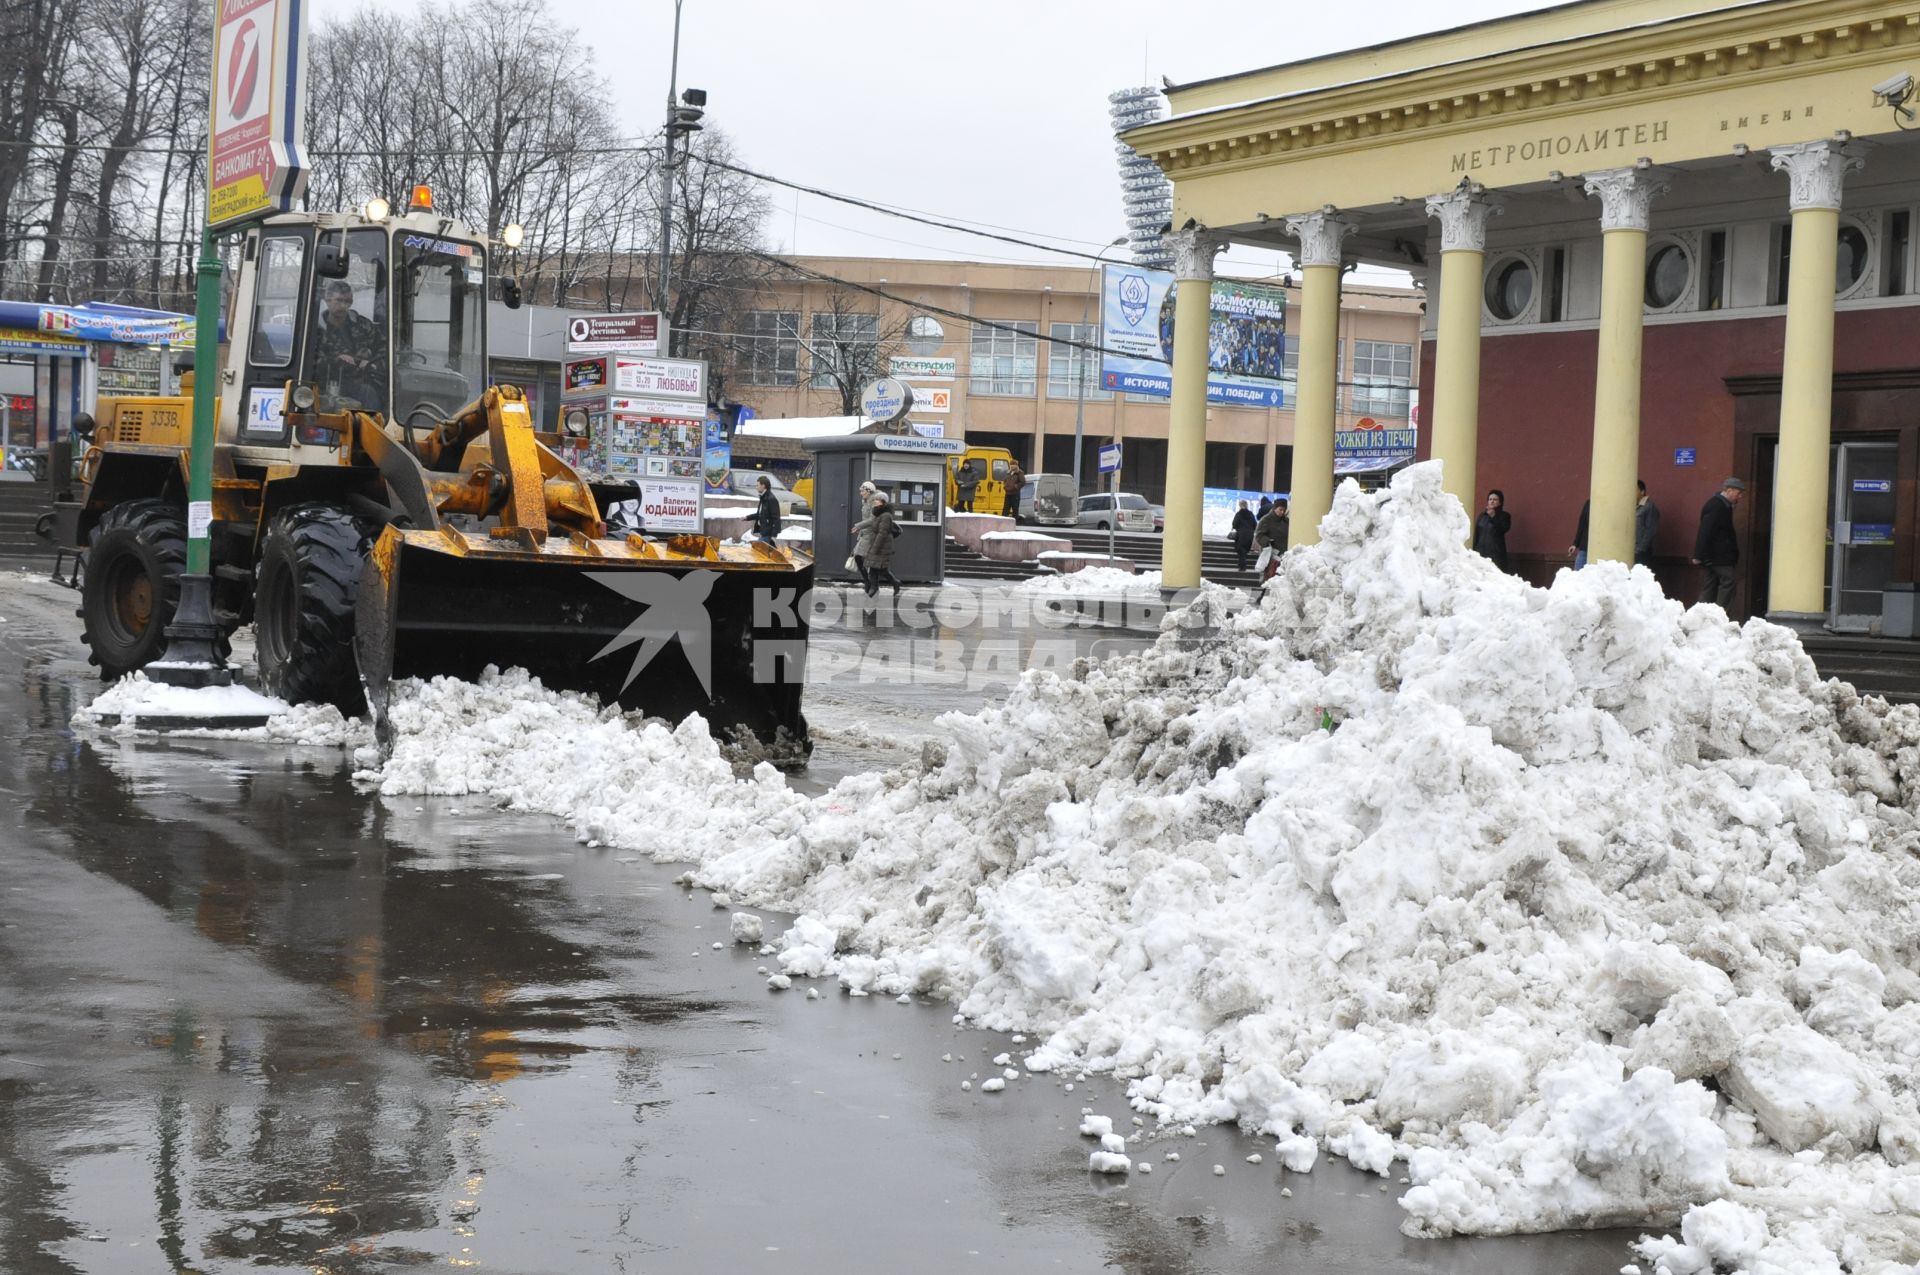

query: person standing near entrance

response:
[1634,480,1660,567]
[954,460,978,512]
[1691,477,1746,610]
[1004,460,1026,521]
[1569,500,1591,570]
[1473,489,1512,573]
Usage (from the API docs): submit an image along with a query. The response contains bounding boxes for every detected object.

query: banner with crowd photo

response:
[1098,267,1288,409]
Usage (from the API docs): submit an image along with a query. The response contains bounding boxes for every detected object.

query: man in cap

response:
[1691,477,1746,611]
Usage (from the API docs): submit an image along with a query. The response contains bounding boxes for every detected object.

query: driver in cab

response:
[314,279,384,410]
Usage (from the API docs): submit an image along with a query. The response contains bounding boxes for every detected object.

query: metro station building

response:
[1129,0,1920,625]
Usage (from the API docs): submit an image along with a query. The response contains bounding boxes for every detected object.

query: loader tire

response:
[255,503,377,712]
[80,499,188,680]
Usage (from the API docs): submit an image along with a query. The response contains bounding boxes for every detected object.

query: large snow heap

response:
[374,462,1920,1268]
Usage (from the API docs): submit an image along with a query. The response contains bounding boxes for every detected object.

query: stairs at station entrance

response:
[942,525,1261,588]
[0,480,55,561]
[1797,634,1920,706]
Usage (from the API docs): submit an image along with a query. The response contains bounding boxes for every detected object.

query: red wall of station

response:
[1418,306,1920,570]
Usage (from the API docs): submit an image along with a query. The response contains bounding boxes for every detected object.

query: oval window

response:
[1484,257,1533,321]
[1836,224,1869,293]
[1645,242,1690,309]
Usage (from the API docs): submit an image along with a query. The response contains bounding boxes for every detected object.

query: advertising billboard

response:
[1098,266,1288,409]
[208,0,309,230]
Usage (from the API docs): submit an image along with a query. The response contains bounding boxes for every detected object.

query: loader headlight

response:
[562,407,590,438]
[363,197,391,223]
[502,222,525,249]
[290,383,317,412]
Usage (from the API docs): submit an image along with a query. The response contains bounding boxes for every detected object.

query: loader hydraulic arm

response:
[357,384,606,546]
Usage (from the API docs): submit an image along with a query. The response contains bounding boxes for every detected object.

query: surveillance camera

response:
[1873,71,1913,103]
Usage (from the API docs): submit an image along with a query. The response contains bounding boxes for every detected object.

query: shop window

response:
[1771,222,1792,306]
[1836,220,1871,298]
[1703,230,1729,311]
[1644,239,1691,311]
[1884,210,1910,298]
[1541,246,1568,322]
[1483,254,1533,322]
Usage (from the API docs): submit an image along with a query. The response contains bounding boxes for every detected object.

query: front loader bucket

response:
[356,528,811,760]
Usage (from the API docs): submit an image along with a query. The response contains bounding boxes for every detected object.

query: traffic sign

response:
[208,0,309,230]
[1097,443,1122,475]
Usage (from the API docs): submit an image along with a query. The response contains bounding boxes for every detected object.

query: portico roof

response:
[1126,0,1920,252]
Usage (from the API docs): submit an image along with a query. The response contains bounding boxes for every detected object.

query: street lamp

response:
[1073,235,1130,496]
[657,0,704,354]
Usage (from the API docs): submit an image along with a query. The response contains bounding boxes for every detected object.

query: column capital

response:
[1769,140,1868,211]
[1424,185,1504,253]
[1166,228,1222,281]
[1582,166,1671,232]
[1283,208,1356,269]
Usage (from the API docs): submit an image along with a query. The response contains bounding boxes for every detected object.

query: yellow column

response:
[1768,141,1863,619]
[1582,167,1669,564]
[1424,185,1502,518]
[1161,228,1217,589]
[1282,210,1354,547]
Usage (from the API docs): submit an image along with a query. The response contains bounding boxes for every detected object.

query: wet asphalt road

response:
[0,569,1645,1274]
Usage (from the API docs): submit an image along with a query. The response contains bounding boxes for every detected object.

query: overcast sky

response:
[307,0,1539,282]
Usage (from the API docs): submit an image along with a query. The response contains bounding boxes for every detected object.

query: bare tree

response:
[798,286,912,418]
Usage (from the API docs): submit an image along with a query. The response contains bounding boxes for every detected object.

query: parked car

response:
[1150,504,1165,533]
[1076,492,1155,532]
[1016,472,1077,526]
[727,468,811,516]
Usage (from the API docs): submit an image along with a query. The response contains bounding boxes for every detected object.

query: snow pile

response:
[368,462,1920,1266]
[78,672,366,746]
[1017,566,1163,600]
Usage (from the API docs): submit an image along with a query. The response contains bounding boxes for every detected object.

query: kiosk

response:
[807,433,961,584]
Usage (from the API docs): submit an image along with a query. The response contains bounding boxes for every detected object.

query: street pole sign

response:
[567,312,663,356]
[149,0,309,688]
[208,0,309,230]
[860,377,915,425]
[1097,443,1122,560]
[1097,443,1122,474]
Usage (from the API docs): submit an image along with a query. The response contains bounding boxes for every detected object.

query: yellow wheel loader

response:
[66,204,812,757]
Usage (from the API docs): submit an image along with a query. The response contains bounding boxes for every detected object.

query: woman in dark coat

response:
[1230,500,1257,572]
[1473,489,1512,572]
[859,499,902,597]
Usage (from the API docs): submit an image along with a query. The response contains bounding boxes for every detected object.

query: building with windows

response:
[724,256,1421,504]
[1125,0,1920,622]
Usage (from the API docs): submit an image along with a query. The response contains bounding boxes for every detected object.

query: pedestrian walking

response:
[954,460,979,512]
[1473,489,1512,572]
[1691,477,1745,610]
[751,475,782,544]
[1254,499,1289,581]
[1569,499,1590,569]
[1004,459,1026,521]
[849,480,879,581]
[1230,500,1257,572]
[859,499,903,597]
[1634,480,1660,567]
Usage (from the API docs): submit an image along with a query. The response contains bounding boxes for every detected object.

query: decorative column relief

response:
[1582,167,1671,232]
[1282,209,1355,269]
[1424,186,1504,253]
[1769,141,1867,211]
[1166,227,1222,281]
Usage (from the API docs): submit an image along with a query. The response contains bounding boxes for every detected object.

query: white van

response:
[1016,472,1077,526]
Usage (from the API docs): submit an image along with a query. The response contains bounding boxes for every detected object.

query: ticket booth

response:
[807,433,959,584]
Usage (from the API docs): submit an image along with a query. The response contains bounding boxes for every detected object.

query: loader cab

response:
[226,212,488,453]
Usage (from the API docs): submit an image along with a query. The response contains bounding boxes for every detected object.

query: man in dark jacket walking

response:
[751,475,782,544]
[1691,477,1746,610]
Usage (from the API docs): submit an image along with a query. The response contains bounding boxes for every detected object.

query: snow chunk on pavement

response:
[730,912,764,945]
[1088,1151,1131,1174]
